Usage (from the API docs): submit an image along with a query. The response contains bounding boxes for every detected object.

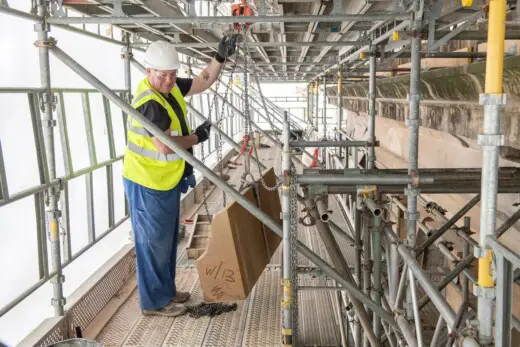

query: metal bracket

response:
[357,185,377,199]
[41,119,57,128]
[50,180,63,196]
[120,48,133,60]
[50,0,66,17]
[425,201,446,215]
[112,0,125,17]
[281,297,293,308]
[33,22,50,33]
[281,279,292,287]
[473,286,496,299]
[473,245,483,258]
[307,184,327,198]
[404,187,420,197]
[34,36,57,48]
[50,274,65,284]
[410,170,420,188]
[440,240,454,251]
[363,260,373,272]
[47,209,62,220]
[280,212,290,220]
[51,297,66,307]
[299,214,315,227]
[477,134,505,146]
[479,93,507,105]
[39,92,58,113]
[405,211,420,221]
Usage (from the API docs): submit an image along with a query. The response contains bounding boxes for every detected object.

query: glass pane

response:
[68,176,88,255]
[0,197,39,309]
[63,93,90,171]
[89,93,111,163]
[0,94,41,194]
[93,168,109,234]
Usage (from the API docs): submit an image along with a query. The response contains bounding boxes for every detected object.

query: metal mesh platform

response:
[93,146,344,346]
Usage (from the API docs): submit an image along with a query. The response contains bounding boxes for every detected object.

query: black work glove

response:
[195,120,211,144]
[215,35,238,63]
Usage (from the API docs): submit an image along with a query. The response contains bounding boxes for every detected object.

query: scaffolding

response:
[1,0,519,346]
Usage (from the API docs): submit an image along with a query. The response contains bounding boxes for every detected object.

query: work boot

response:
[172,290,191,303]
[142,301,188,317]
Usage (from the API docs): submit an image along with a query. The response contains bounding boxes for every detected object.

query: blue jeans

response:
[123,178,181,310]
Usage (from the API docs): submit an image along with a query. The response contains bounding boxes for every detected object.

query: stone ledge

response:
[333,56,520,102]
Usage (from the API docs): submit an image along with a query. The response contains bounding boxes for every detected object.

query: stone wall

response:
[329,56,520,160]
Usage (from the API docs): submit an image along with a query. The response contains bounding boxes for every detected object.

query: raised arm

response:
[186,35,238,96]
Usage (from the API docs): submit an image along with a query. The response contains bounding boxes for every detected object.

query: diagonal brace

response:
[416,194,480,255]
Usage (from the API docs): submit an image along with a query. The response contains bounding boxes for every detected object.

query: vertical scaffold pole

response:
[405,17,422,319]
[367,46,376,169]
[35,0,65,316]
[315,80,319,133]
[323,75,327,140]
[122,33,132,222]
[307,83,311,124]
[282,111,293,346]
[478,0,506,342]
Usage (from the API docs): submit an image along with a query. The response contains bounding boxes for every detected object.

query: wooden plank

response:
[196,168,282,302]
[187,214,212,259]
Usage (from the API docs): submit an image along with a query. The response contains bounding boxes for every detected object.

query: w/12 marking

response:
[205,261,236,283]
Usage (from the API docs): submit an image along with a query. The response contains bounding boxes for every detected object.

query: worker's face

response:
[147,68,178,94]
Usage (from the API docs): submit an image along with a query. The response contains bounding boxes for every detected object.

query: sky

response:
[0,2,330,345]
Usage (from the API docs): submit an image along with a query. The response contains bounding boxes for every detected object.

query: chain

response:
[214,39,240,207]
[237,35,256,191]
[249,62,278,138]
[243,37,252,139]
[186,302,238,319]
[241,39,281,191]
[289,163,299,343]
[198,34,240,214]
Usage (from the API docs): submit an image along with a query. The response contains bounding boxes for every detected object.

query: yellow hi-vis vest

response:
[122,78,192,191]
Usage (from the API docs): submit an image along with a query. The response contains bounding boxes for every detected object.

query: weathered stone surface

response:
[329,56,520,153]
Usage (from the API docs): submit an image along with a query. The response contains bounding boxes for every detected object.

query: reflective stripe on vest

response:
[128,89,166,137]
[126,141,181,162]
[131,89,157,108]
[127,120,149,136]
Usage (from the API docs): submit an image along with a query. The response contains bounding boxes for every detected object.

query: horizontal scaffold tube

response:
[47,13,412,25]
[327,184,520,194]
[297,174,434,186]
[290,140,374,148]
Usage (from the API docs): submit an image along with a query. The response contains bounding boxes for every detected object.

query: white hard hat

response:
[144,40,180,70]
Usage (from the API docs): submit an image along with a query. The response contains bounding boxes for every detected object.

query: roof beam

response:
[301,2,374,78]
[131,40,360,48]
[293,2,325,77]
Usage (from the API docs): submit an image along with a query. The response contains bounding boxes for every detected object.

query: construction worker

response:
[122,36,237,317]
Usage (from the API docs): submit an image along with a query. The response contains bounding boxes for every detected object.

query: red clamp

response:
[232,0,253,31]
[240,135,254,157]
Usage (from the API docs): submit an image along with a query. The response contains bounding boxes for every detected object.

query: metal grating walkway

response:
[93,145,347,346]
